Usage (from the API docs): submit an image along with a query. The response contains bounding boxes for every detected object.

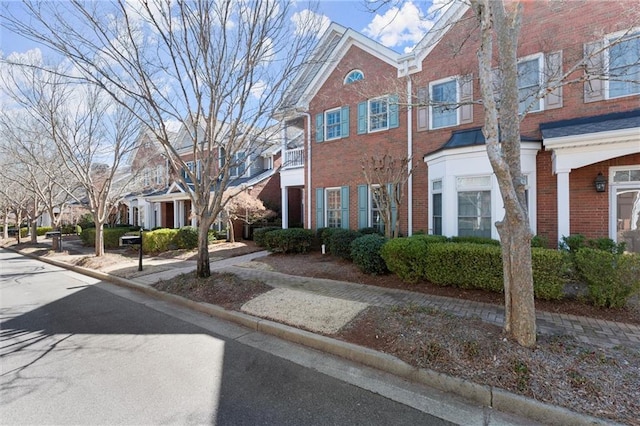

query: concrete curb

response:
[10,248,617,426]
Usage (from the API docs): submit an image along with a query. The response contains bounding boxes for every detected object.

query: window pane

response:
[617,188,640,253]
[609,33,640,98]
[431,80,457,128]
[325,110,341,139]
[433,193,442,235]
[326,189,341,228]
[369,98,388,131]
[458,190,491,238]
[518,58,540,114]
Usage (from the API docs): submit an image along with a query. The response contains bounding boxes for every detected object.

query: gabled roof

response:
[276,23,401,118]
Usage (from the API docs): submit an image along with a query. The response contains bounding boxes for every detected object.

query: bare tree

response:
[2,0,321,277]
[361,154,412,238]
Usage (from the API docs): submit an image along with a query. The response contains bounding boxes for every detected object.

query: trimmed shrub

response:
[531,235,548,248]
[263,228,314,253]
[253,226,280,248]
[142,228,177,253]
[450,235,500,246]
[328,229,362,260]
[351,234,388,275]
[586,237,626,255]
[380,235,448,283]
[531,248,567,300]
[316,227,339,248]
[37,226,53,236]
[358,227,382,235]
[575,248,640,308]
[174,226,198,249]
[425,243,504,292]
[560,234,586,254]
[80,227,131,249]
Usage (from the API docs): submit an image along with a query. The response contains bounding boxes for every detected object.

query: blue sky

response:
[1,0,437,57]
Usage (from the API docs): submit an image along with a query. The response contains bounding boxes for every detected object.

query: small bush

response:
[77,213,95,229]
[560,234,586,254]
[575,248,640,308]
[317,227,339,248]
[351,234,388,275]
[80,227,131,249]
[143,228,177,253]
[174,226,198,249]
[586,237,626,255]
[253,226,280,247]
[358,227,381,235]
[264,228,314,253]
[450,235,500,246]
[531,248,567,300]
[328,229,362,260]
[380,235,448,283]
[37,226,53,236]
[531,235,549,248]
[425,243,504,292]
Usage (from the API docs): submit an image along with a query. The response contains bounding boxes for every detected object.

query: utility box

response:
[120,235,142,246]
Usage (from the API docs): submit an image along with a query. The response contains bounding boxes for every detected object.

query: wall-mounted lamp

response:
[594,172,606,193]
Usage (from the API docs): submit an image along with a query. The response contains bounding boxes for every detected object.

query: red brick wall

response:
[306,1,640,235]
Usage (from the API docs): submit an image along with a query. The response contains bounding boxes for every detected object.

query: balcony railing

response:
[283,147,304,169]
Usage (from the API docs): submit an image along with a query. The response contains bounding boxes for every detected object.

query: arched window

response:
[344,69,364,84]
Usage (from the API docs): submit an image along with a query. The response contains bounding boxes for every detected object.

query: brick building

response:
[277,1,640,252]
[123,118,281,234]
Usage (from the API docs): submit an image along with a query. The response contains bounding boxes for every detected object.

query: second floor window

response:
[518,56,542,114]
[325,108,342,140]
[368,97,388,131]
[608,31,640,98]
[230,152,246,178]
[431,79,458,129]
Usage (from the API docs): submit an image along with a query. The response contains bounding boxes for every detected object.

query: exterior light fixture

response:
[594,172,606,193]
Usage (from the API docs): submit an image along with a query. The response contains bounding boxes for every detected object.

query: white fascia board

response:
[424,142,540,165]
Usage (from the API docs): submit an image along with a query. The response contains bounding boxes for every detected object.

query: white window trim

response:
[367,96,390,133]
[325,187,342,228]
[429,76,460,130]
[324,107,342,141]
[604,28,640,100]
[608,165,640,244]
[517,52,544,114]
[230,152,247,178]
[431,179,443,235]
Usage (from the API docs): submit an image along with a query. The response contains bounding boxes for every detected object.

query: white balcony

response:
[283,147,304,169]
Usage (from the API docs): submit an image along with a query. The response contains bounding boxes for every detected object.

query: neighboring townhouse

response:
[130,118,282,235]
[277,1,640,252]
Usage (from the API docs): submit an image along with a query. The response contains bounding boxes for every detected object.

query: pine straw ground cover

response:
[149,270,639,424]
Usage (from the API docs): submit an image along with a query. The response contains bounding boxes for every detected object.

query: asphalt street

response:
[0,249,462,425]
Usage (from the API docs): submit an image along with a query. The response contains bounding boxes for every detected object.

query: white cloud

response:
[291,9,330,38]
[362,1,434,49]
[250,79,267,99]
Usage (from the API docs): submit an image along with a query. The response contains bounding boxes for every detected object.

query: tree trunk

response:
[228,218,236,243]
[95,223,105,257]
[30,219,38,243]
[2,209,8,240]
[196,220,211,278]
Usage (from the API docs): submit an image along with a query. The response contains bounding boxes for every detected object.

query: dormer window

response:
[344,70,364,84]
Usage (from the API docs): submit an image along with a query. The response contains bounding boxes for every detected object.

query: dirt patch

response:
[257,252,640,326]
[337,304,640,425]
[152,272,272,310]
[155,241,262,260]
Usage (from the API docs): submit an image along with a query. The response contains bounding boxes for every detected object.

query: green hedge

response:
[328,229,362,260]
[425,243,504,292]
[350,234,388,275]
[37,226,53,236]
[264,228,314,253]
[449,235,501,245]
[253,227,281,248]
[80,227,131,249]
[575,248,640,308]
[380,235,448,283]
[174,226,198,249]
[142,228,178,253]
[531,248,567,300]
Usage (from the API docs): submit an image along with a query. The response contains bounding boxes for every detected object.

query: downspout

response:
[405,62,413,236]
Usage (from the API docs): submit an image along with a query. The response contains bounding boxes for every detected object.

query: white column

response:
[557,170,570,244]
[173,200,179,228]
[281,187,289,229]
[129,202,135,225]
